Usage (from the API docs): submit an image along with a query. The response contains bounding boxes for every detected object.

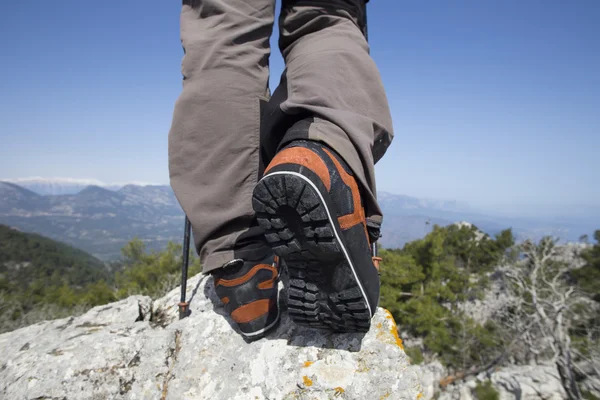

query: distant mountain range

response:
[1,179,597,260]
[0,181,182,260]
[1,177,159,196]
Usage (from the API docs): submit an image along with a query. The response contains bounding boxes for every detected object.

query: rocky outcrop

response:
[489,365,567,400]
[0,272,422,400]
[407,362,445,400]
[411,362,578,400]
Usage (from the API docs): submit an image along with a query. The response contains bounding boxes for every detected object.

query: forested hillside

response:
[0,225,201,333]
[379,223,516,368]
[379,223,600,399]
[0,224,110,288]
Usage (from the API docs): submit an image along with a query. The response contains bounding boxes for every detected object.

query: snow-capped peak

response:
[1,177,164,196]
[4,177,107,186]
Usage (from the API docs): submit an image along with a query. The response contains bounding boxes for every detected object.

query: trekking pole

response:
[178,215,191,319]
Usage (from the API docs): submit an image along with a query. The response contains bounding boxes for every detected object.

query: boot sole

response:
[252,171,372,333]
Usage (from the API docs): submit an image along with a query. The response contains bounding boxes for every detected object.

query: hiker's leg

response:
[264,0,393,230]
[168,0,275,273]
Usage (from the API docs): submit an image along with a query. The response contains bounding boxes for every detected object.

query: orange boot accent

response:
[265,147,331,191]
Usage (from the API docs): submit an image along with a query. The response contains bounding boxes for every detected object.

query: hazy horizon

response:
[3,176,599,221]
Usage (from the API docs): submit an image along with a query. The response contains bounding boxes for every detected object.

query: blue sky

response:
[1,1,598,216]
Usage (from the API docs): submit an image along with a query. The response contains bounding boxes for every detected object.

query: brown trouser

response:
[168,0,394,273]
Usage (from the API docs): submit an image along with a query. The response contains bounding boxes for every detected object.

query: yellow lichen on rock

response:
[383,309,404,350]
[334,387,345,396]
[376,322,387,342]
[303,361,314,368]
[302,376,313,387]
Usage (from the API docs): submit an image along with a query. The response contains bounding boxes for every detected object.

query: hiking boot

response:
[252,139,379,333]
[212,253,281,338]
